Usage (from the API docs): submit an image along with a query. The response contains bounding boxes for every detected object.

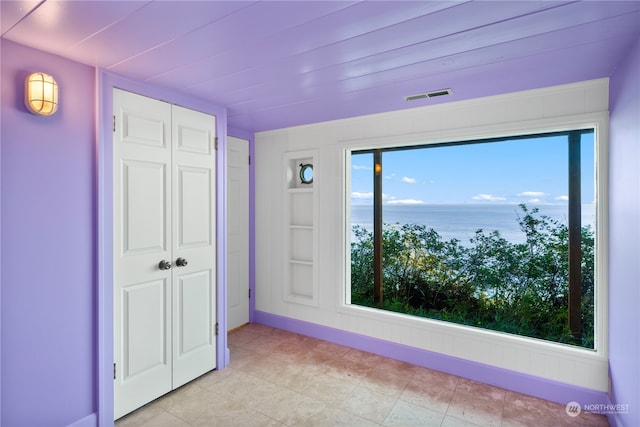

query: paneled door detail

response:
[113,90,216,419]
[171,105,216,388]
[226,136,250,330]
[114,89,172,419]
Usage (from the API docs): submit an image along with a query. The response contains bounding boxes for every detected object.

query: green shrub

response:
[350,204,595,348]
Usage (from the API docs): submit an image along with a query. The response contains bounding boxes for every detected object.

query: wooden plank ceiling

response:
[2,1,639,131]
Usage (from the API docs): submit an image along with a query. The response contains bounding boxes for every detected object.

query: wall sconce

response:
[25,72,58,116]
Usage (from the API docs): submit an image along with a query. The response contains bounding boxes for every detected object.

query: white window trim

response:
[340,111,609,372]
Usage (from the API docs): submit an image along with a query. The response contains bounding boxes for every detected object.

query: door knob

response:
[158,260,172,270]
[176,257,188,267]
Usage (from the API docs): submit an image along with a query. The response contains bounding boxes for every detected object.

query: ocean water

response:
[350,204,595,245]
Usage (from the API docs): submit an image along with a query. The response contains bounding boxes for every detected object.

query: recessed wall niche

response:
[283,150,318,306]
[286,156,314,189]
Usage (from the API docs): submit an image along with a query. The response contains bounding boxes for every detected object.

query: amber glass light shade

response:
[25,72,58,116]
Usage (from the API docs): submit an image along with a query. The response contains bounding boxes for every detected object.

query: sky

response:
[351,133,595,206]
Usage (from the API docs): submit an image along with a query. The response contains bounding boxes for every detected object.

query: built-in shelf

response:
[283,150,318,306]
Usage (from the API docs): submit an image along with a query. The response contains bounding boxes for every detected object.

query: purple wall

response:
[609,35,640,427]
[1,30,638,427]
[1,40,96,426]
[0,40,233,426]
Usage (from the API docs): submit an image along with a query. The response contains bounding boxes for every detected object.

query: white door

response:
[113,89,216,419]
[171,105,216,388]
[226,136,250,330]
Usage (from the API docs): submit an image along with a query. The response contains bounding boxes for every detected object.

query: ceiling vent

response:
[404,88,453,101]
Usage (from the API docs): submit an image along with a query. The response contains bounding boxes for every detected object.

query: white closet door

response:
[113,90,217,419]
[113,89,173,419]
[171,105,216,388]
[227,136,250,330]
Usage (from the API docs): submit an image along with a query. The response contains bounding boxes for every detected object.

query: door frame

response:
[97,70,229,425]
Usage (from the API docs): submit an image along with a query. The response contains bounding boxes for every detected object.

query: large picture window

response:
[349,130,596,349]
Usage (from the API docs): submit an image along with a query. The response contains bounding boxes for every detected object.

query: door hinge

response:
[112,115,116,132]
[215,322,219,336]
[248,155,251,165]
[113,363,116,380]
[249,288,251,298]
[214,136,219,151]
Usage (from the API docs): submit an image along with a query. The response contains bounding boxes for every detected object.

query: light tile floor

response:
[116,323,609,427]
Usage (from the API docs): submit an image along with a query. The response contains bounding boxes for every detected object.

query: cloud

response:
[401,176,417,184]
[351,192,394,200]
[352,164,371,171]
[555,195,569,201]
[528,198,542,203]
[387,199,425,205]
[352,192,373,199]
[518,191,546,197]
[472,193,506,201]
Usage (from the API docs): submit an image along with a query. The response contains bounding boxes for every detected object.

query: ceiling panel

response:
[187,8,638,105]
[206,6,640,106]
[109,1,357,80]
[185,2,616,99]
[143,1,460,87]
[228,36,630,131]
[173,0,569,91]
[223,25,636,114]
[0,0,42,35]
[70,1,253,67]
[2,1,149,58]
[2,0,639,132]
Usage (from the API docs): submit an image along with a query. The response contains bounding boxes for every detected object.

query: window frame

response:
[342,113,608,357]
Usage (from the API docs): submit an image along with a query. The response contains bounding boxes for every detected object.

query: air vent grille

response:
[404,93,429,102]
[404,88,453,101]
